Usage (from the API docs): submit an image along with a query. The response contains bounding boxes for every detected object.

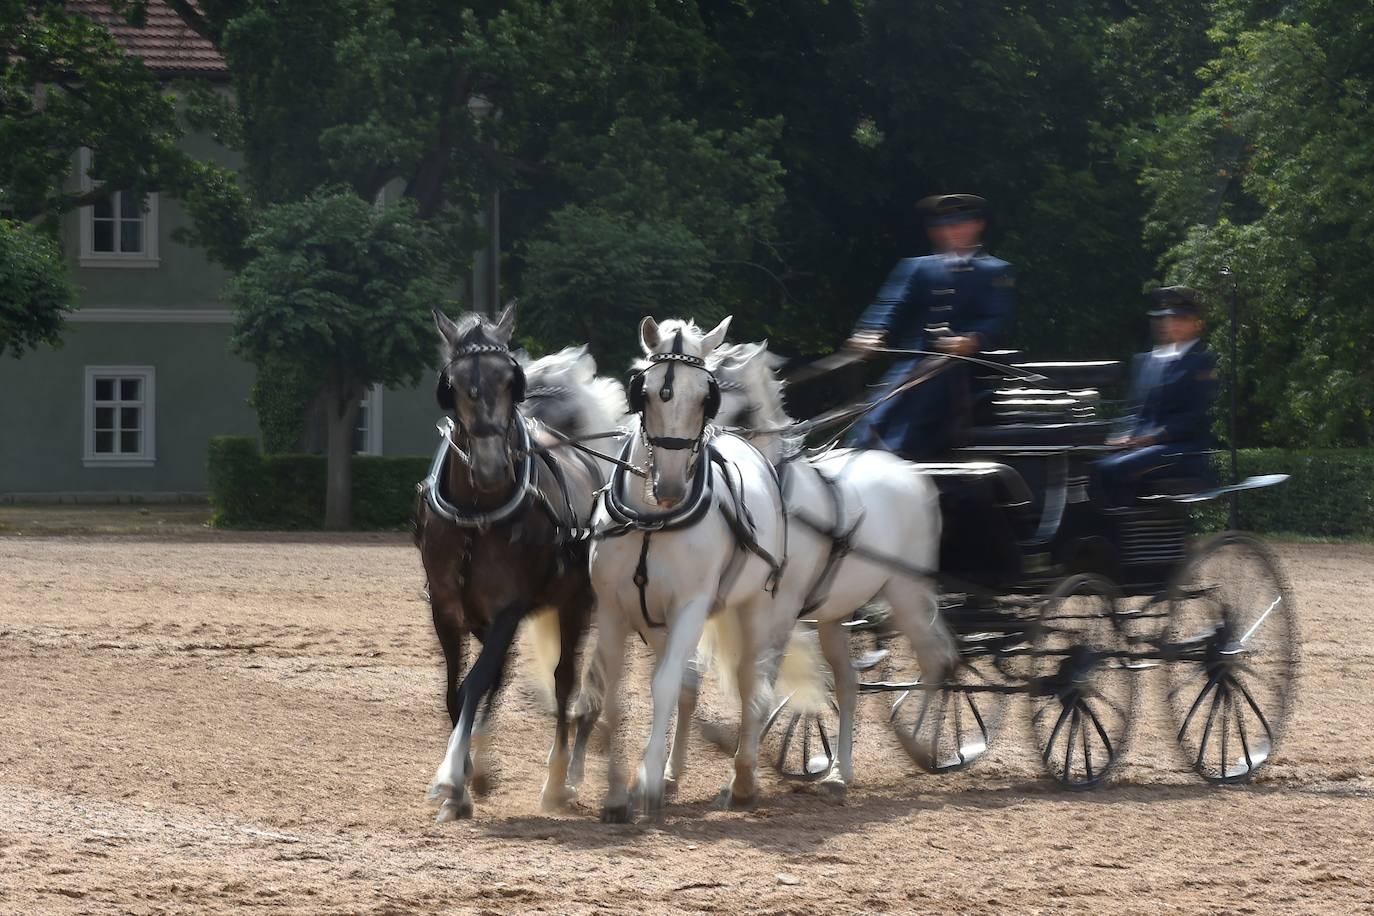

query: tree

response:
[0,218,72,358]
[227,189,455,528]
[1,0,238,350]
[1141,0,1374,446]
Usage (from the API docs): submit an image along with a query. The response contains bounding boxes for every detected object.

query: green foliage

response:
[1194,450,1374,536]
[523,207,715,371]
[0,219,73,358]
[247,357,317,454]
[207,435,427,529]
[227,188,455,398]
[1141,0,1374,447]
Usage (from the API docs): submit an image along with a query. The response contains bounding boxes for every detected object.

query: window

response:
[84,367,156,467]
[78,148,159,268]
[353,385,383,455]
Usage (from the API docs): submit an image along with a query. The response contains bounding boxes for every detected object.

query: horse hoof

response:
[470,772,494,798]
[600,802,634,825]
[818,779,848,805]
[662,775,680,798]
[540,784,577,812]
[435,798,473,822]
[713,786,758,812]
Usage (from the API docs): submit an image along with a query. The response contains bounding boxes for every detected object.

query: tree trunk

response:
[323,388,362,531]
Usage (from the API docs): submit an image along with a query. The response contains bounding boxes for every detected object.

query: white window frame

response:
[354,384,384,456]
[84,366,156,468]
[77,148,160,268]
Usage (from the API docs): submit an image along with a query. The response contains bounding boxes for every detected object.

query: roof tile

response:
[68,0,227,75]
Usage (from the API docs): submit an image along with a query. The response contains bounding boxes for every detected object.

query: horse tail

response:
[699,615,830,717]
[774,626,830,716]
[522,607,562,712]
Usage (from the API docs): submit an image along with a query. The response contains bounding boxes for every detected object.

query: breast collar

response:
[420,416,535,529]
[600,431,714,534]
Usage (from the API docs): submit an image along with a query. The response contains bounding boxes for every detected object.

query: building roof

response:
[68,1,227,77]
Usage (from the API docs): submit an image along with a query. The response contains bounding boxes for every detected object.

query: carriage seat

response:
[910,461,1033,509]
[1012,360,1123,390]
[967,419,1116,448]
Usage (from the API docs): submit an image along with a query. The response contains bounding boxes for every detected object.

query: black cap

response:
[1147,286,1204,318]
[917,193,987,226]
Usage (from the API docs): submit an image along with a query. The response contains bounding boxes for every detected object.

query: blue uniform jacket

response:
[854,251,1016,351]
[847,251,1015,457]
[1121,343,1220,447]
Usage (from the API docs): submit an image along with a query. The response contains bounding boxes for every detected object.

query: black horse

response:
[416,304,604,819]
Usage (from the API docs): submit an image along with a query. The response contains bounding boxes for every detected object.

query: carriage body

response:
[769,354,1299,790]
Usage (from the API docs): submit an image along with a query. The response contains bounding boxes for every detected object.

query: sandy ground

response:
[1,532,1370,915]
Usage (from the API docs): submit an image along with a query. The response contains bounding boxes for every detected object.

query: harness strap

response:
[793,466,864,617]
[709,449,784,593]
[633,533,659,628]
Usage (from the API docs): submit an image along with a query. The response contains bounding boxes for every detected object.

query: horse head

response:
[433,301,524,494]
[633,315,730,507]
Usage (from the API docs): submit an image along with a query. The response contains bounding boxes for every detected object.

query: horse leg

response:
[664,651,704,796]
[428,605,524,821]
[568,649,603,792]
[884,578,959,683]
[433,608,467,728]
[817,619,857,803]
[639,596,711,821]
[469,645,508,798]
[591,607,632,824]
[542,592,592,811]
[721,606,775,811]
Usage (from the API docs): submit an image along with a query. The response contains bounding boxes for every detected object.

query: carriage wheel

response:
[1164,533,1299,784]
[761,695,838,781]
[1027,574,1139,789]
[889,653,1007,774]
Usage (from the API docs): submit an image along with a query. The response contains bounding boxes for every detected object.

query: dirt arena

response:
[2,526,1371,914]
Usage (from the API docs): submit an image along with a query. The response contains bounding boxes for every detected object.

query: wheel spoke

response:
[1063,705,1081,784]
[1219,687,1230,778]
[929,692,948,765]
[1177,670,1221,743]
[1229,672,1278,745]
[1234,687,1255,772]
[1194,683,1225,770]
[1043,700,1073,764]
[1165,664,1211,703]
[1081,706,1094,784]
[1081,699,1116,763]
[953,690,966,765]
[909,685,934,741]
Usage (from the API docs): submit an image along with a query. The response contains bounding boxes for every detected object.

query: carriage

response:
[763,354,1299,790]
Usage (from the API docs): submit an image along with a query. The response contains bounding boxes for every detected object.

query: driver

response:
[1095,287,1220,505]
[844,193,1016,460]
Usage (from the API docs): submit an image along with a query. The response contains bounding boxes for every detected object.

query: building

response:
[0,2,477,501]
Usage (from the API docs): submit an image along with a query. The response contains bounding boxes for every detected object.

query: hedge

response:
[208,436,1374,536]
[207,436,428,530]
[1193,449,1374,537]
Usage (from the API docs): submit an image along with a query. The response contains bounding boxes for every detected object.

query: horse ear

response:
[433,307,461,344]
[492,299,517,344]
[639,316,661,353]
[701,315,732,354]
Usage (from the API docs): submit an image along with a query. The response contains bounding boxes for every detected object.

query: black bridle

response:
[639,330,715,452]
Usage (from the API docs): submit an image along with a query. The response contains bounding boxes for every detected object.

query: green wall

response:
[0,322,257,495]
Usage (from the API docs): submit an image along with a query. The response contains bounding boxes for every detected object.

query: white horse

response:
[582,316,790,822]
[700,341,960,799]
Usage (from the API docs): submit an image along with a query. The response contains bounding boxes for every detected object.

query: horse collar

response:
[421,417,535,529]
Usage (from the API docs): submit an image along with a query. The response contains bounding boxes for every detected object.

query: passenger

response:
[1096,287,1220,506]
[844,193,1016,460]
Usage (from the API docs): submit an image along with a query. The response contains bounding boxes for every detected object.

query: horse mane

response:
[645,318,705,354]
[710,341,801,455]
[524,345,628,437]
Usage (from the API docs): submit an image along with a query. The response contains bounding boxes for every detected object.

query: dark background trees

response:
[8,0,1370,480]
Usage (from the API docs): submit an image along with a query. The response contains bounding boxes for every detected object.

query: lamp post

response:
[1219,265,1239,530]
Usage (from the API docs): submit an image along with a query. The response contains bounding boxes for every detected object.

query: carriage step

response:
[852,648,889,672]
